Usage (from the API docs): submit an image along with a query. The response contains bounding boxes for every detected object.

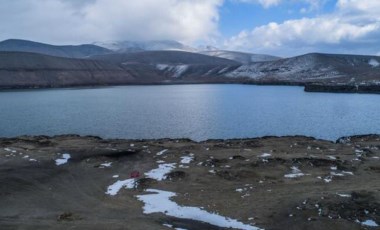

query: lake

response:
[1,84,380,141]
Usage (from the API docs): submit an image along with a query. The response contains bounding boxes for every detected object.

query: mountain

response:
[0,51,163,88]
[89,50,241,79]
[1,50,380,93]
[200,50,281,64]
[90,50,239,65]
[0,39,113,58]
[224,53,380,84]
[93,40,197,52]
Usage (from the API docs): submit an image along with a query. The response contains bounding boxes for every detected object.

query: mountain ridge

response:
[0,39,113,58]
[0,39,379,93]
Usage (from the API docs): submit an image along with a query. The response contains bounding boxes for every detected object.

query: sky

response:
[0,0,379,57]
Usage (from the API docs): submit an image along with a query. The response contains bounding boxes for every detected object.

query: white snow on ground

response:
[331,172,345,176]
[155,64,189,78]
[4,148,17,153]
[137,189,261,230]
[342,171,354,175]
[369,59,380,67]
[324,176,332,183]
[336,193,351,198]
[180,154,194,164]
[106,178,136,196]
[259,153,271,158]
[156,64,169,71]
[284,166,305,178]
[55,153,71,166]
[100,162,112,168]
[360,219,378,227]
[172,65,189,78]
[157,149,168,156]
[144,163,176,181]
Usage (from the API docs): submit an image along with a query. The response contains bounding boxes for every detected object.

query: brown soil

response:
[0,135,379,230]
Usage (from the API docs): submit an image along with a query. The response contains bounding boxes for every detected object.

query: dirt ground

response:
[0,134,379,230]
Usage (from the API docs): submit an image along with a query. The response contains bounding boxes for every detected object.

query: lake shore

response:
[2,81,380,95]
[1,134,379,229]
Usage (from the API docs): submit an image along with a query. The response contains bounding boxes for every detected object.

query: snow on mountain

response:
[224,53,380,83]
[93,40,197,53]
[200,50,281,64]
[369,58,380,67]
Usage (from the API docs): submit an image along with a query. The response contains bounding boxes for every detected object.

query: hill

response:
[0,39,113,58]
[0,52,163,88]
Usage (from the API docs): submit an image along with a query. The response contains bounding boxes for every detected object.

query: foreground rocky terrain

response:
[1,135,379,230]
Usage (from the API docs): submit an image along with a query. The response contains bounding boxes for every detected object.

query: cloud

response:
[0,0,222,44]
[224,0,380,56]
[235,0,282,8]
[234,0,326,10]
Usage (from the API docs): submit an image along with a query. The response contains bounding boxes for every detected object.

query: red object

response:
[130,171,140,178]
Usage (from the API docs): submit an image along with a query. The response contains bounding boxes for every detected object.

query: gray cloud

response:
[0,0,222,45]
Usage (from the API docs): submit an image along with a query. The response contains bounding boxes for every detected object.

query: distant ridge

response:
[0,39,113,58]
[200,50,281,64]
[93,40,197,53]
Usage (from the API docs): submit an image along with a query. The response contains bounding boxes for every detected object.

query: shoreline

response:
[2,133,380,144]
[1,81,380,95]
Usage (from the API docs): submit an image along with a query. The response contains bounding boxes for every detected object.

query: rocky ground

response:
[0,135,379,230]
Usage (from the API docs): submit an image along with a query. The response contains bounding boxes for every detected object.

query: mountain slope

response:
[0,39,113,58]
[224,53,380,84]
[90,50,241,79]
[200,50,281,64]
[90,50,239,65]
[0,52,163,88]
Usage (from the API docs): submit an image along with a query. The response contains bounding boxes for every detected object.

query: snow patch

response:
[157,149,168,156]
[100,162,112,168]
[106,178,136,196]
[259,153,271,158]
[136,189,261,230]
[284,166,305,178]
[55,153,71,166]
[145,163,176,181]
[4,148,16,153]
[336,193,351,198]
[361,219,378,227]
[369,59,379,67]
[180,154,194,164]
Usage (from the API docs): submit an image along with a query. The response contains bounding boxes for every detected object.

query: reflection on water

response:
[0,84,379,141]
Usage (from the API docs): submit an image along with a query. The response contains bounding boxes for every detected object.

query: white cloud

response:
[236,0,282,8]
[224,0,380,56]
[235,0,326,10]
[0,0,222,44]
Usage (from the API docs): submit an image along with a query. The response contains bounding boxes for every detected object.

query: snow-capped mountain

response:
[93,40,197,53]
[224,53,380,84]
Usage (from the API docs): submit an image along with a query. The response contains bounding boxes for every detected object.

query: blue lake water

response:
[0,84,380,141]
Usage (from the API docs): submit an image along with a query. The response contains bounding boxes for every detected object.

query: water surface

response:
[1,85,379,141]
